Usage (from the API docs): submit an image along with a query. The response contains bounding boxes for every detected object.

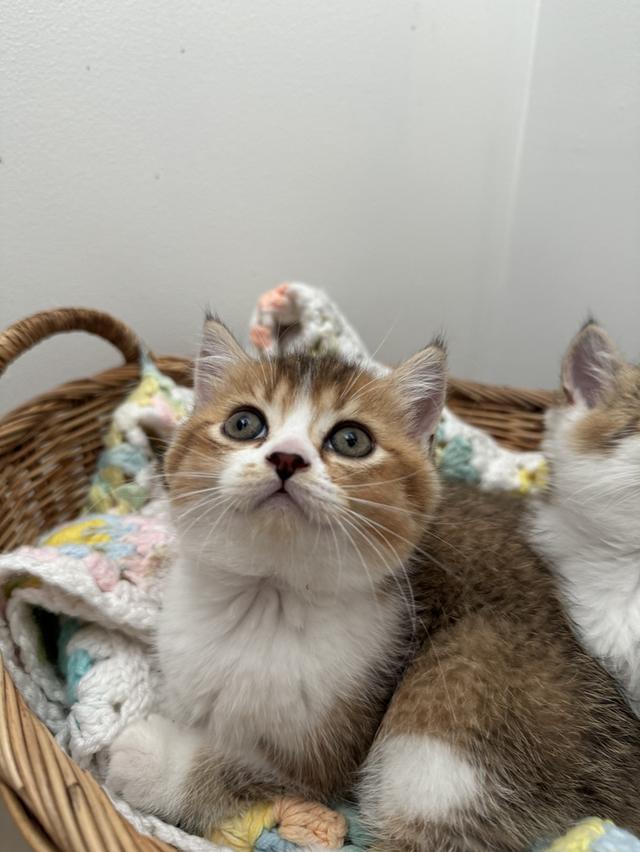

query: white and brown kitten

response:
[531,321,640,715]
[107,317,640,851]
[107,315,444,832]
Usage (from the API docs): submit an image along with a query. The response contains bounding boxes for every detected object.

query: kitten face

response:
[544,322,640,546]
[165,319,445,593]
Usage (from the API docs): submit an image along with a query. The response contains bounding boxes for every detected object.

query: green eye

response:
[328,423,374,458]
[223,409,267,441]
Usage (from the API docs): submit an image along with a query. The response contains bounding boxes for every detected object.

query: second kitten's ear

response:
[194,314,246,406]
[393,340,447,440]
[561,321,621,408]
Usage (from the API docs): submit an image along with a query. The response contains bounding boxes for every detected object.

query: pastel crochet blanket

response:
[0,285,635,852]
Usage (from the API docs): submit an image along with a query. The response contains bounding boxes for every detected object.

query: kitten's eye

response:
[223,409,267,441]
[327,423,374,458]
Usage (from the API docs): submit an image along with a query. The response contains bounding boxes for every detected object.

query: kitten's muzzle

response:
[267,451,309,482]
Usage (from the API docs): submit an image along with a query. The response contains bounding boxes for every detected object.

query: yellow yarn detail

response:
[517,460,549,494]
[43,518,110,548]
[100,466,125,488]
[104,422,123,450]
[207,797,348,851]
[208,801,276,851]
[85,484,111,514]
[545,818,610,851]
[129,374,160,405]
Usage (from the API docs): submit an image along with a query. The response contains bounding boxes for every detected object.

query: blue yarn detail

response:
[98,444,148,476]
[336,803,373,849]
[66,648,93,703]
[57,617,82,678]
[593,824,640,851]
[254,829,299,851]
[438,435,480,484]
[59,544,91,558]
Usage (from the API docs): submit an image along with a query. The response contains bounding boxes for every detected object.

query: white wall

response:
[485,0,640,387]
[1,1,638,414]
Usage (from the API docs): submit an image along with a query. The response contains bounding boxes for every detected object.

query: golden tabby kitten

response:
[107,317,640,851]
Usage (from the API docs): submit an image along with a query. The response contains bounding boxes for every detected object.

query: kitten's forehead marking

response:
[262,397,319,459]
[271,378,297,415]
[206,356,389,459]
[264,365,377,434]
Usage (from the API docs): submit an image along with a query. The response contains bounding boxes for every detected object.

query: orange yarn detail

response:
[272,796,347,848]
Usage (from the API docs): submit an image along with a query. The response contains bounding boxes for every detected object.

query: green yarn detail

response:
[57,617,82,679]
[438,435,480,485]
[111,482,149,511]
[337,803,373,850]
[97,445,148,476]
[66,649,93,704]
[57,617,92,703]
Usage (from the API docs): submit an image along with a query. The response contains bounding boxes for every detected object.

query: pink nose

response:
[267,452,309,481]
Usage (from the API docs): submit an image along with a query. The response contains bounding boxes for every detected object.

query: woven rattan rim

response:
[0,307,143,378]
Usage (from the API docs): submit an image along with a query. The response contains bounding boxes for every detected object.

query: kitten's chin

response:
[249,484,328,528]
[256,490,305,516]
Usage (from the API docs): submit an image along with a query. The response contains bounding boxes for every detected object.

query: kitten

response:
[531,321,640,715]
[107,317,640,851]
[108,315,445,833]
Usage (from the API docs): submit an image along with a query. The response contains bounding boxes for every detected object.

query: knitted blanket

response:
[0,284,636,852]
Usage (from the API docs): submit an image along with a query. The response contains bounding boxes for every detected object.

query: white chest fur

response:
[531,500,640,715]
[157,557,401,750]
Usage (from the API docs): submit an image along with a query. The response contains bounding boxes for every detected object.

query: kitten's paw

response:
[106,714,183,817]
[107,715,165,809]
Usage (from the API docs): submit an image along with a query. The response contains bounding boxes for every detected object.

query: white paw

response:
[106,714,179,817]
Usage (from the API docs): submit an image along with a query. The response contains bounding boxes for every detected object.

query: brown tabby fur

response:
[163,341,640,850]
[367,484,640,850]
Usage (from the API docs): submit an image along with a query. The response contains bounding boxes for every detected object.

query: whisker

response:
[336,472,421,490]
[336,508,417,635]
[330,514,383,618]
[193,498,236,570]
[341,504,459,580]
[324,515,343,595]
[369,313,402,363]
[345,494,426,520]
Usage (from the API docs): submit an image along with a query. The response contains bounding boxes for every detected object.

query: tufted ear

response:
[393,339,447,441]
[561,320,621,408]
[194,314,246,406]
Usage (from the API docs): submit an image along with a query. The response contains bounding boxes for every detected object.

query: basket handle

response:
[0,307,143,378]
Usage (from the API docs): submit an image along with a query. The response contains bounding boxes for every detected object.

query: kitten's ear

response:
[561,320,621,408]
[393,339,447,440]
[194,314,245,406]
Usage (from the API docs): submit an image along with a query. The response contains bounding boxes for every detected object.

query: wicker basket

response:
[0,308,555,851]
